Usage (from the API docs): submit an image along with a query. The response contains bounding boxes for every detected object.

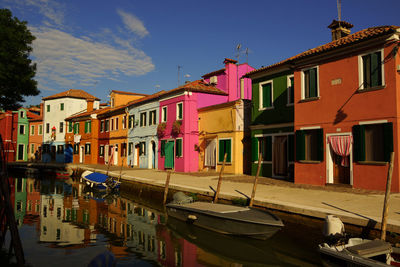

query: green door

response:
[164,141,174,169]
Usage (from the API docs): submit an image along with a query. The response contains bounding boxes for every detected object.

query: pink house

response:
[158,58,254,172]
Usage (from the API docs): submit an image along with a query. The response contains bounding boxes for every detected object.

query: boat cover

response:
[85,172,108,184]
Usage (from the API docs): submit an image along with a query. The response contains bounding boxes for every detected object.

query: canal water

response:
[4,176,325,266]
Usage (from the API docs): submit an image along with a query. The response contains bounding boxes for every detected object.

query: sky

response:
[1,0,399,106]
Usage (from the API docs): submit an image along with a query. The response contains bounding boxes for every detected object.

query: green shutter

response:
[218,140,225,162]
[295,130,305,161]
[178,104,183,119]
[84,121,87,133]
[161,140,166,157]
[262,83,271,108]
[265,136,272,161]
[309,68,317,97]
[352,125,366,162]
[175,139,182,157]
[317,129,324,161]
[89,121,91,133]
[226,140,231,163]
[69,122,73,132]
[251,137,259,161]
[383,122,393,162]
[371,52,381,87]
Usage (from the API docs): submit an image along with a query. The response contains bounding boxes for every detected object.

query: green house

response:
[16,108,30,161]
[245,65,294,180]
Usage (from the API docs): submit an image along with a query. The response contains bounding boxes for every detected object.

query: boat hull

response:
[166,202,283,240]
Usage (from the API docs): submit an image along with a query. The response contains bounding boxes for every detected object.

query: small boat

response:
[318,215,400,266]
[81,170,121,190]
[166,192,283,240]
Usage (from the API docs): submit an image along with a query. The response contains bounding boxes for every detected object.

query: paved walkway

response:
[69,163,400,235]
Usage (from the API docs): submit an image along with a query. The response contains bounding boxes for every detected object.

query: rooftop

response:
[42,89,100,101]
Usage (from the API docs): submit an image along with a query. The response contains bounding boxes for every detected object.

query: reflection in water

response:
[6,176,322,266]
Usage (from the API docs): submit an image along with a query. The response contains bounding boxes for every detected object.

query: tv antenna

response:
[337,0,341,21]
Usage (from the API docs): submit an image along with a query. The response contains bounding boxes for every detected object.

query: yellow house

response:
[198,99,251,174]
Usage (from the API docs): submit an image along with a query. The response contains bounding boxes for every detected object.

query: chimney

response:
[328,20,353,41]
[39,103,44,116]
[87,99,94,112]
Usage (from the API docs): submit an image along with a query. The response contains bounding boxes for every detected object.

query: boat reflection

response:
[9,176,321,266]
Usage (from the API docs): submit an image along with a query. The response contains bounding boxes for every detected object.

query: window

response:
[258,136,272,161]
[111,97,115,108]
[301,67,319,99]
[73,144,79,154]
[149,110,157,126]
[31,125,35,135]
[111,119,114,131]
[84,121,91,133]
[259,80,273,109]
[128,115,135,128]
[46,123,50,134]
[20,111,24,118]
[218,139,232,163]
[128,142,133,155]
[99,145,104,157]
[175,138,182,157]
[287,75,294,105]
[46,105,50,112]
[39,125,43,135]
[31,144,34,154]
[105,120,109,132]
[122,115,126,129]
[19,125,25,135]
[59,122,63,133]
[353,122,393,162]
[73,123,80,134]
[68,122,73,133]
[296,129,323,161]
[360,50,384,89]
[161,107,167,122]
[100,120,104,132]
[121,143,127,157]
[60,103,64,111]
[140,112,147,127]
[176,103,183,120]
[85,143,91,154]
[57,145,64,154]
[115,117,119,130]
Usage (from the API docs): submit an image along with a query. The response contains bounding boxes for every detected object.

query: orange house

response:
[99,91,147,167]
[28,105,43,161]
[290,22,400,192]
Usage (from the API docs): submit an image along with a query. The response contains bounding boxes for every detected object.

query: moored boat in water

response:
[81,170,120,191]
[166,192,283,240]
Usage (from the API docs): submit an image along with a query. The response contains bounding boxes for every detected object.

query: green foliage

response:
[0,9,39,110]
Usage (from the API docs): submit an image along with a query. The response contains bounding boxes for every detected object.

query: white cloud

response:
[117,9,149,38]
[31,26,155,91]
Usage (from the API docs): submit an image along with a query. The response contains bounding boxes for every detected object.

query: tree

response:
[0,9,39,110]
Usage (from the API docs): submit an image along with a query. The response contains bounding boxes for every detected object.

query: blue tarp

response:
[85,172,108,183]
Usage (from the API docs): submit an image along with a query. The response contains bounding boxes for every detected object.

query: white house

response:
[41,89,100,163]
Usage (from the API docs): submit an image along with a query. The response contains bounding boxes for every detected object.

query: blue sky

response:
[2,0,399,106]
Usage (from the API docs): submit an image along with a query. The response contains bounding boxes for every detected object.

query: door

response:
[273,136,288,177]
[333,152,350,184]
[105,145,109,164]
[79,146,84,163]
[114,145,118,165]
[151,141,156,169]
[164,141,174,169]
[17,144,24,161]
[204,139,216,169]
[135,144,140,166]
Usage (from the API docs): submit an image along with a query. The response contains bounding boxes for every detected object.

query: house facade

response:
[158,80,228,172]
[0,111,18,162]
[126,91,165,169]
[198,99,251,174]
[42,89,100,163]
[292,23,400,192]
[245,66,295,179]
[28,106,43,161]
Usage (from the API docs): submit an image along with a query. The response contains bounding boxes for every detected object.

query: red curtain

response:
[328,135,353,166]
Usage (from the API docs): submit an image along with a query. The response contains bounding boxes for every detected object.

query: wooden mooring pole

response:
[163,171,171,205]
[381,152,395,241]
[214,153,227,203]
[249,153,263,207]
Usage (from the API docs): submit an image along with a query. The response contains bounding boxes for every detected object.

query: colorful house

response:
[0,110,18,162]
[16,108,41,161]
[28,105,43,161]
[244,63,295,179]
[42,89,100,163]
[292,22,400,192]
[158,80,228,172]
[126,91,165,169]
[98,91,147,166]
[197,58,254,174]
